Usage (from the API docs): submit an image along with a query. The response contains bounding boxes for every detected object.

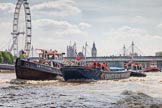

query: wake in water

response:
[112,90,162,108]
[0,73,162,107]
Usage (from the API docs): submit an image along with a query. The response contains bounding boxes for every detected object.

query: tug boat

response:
[15,49,65,80]
[124,62,146,77]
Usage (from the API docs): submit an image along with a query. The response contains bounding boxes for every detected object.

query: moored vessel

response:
[143,62,161,72]
[143,67,161,72]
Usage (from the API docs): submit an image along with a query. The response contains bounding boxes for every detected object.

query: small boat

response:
[143,62,161,72]
[124,62,146,77]
[61,63,131,81]
[15,49,65,80]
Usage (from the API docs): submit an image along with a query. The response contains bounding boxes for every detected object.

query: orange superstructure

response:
[35,48,65,60]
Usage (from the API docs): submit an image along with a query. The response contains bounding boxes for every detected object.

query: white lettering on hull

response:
[101,72,130,80]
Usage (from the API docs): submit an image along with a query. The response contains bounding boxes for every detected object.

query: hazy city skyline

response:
[0,0,162,56]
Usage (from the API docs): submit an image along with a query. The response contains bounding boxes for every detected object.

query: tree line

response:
[0,51,14,64]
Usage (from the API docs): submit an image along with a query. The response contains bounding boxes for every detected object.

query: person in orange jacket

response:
[97,62,101,70]
[93,61,97,69]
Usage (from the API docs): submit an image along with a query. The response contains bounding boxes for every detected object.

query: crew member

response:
[102,63,105,71]
[97,62,101,70]
[93,61,97,69]
[20,50,27,59]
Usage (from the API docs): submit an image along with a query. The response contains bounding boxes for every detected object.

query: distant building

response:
[155,52,162,56]
[91,42,97,57]
[67,42,77,57]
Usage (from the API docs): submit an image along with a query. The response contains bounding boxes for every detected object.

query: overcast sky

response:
[0,0,162,56]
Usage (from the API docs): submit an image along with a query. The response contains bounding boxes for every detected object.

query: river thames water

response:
[0,72,162,108]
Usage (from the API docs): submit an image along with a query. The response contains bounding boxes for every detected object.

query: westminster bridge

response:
[64,56,162,69]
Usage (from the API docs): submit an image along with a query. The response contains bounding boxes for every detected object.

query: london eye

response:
[9,0,32,57]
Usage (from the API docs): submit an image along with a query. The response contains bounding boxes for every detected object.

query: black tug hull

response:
[130,71,146,77]
[15,58,62,80]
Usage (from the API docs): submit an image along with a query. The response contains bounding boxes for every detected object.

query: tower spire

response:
[91,42,97,57]
[131,41,135,62]
[123,45,126,56]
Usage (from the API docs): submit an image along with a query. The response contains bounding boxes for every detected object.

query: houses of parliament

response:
[67,42,97,58]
